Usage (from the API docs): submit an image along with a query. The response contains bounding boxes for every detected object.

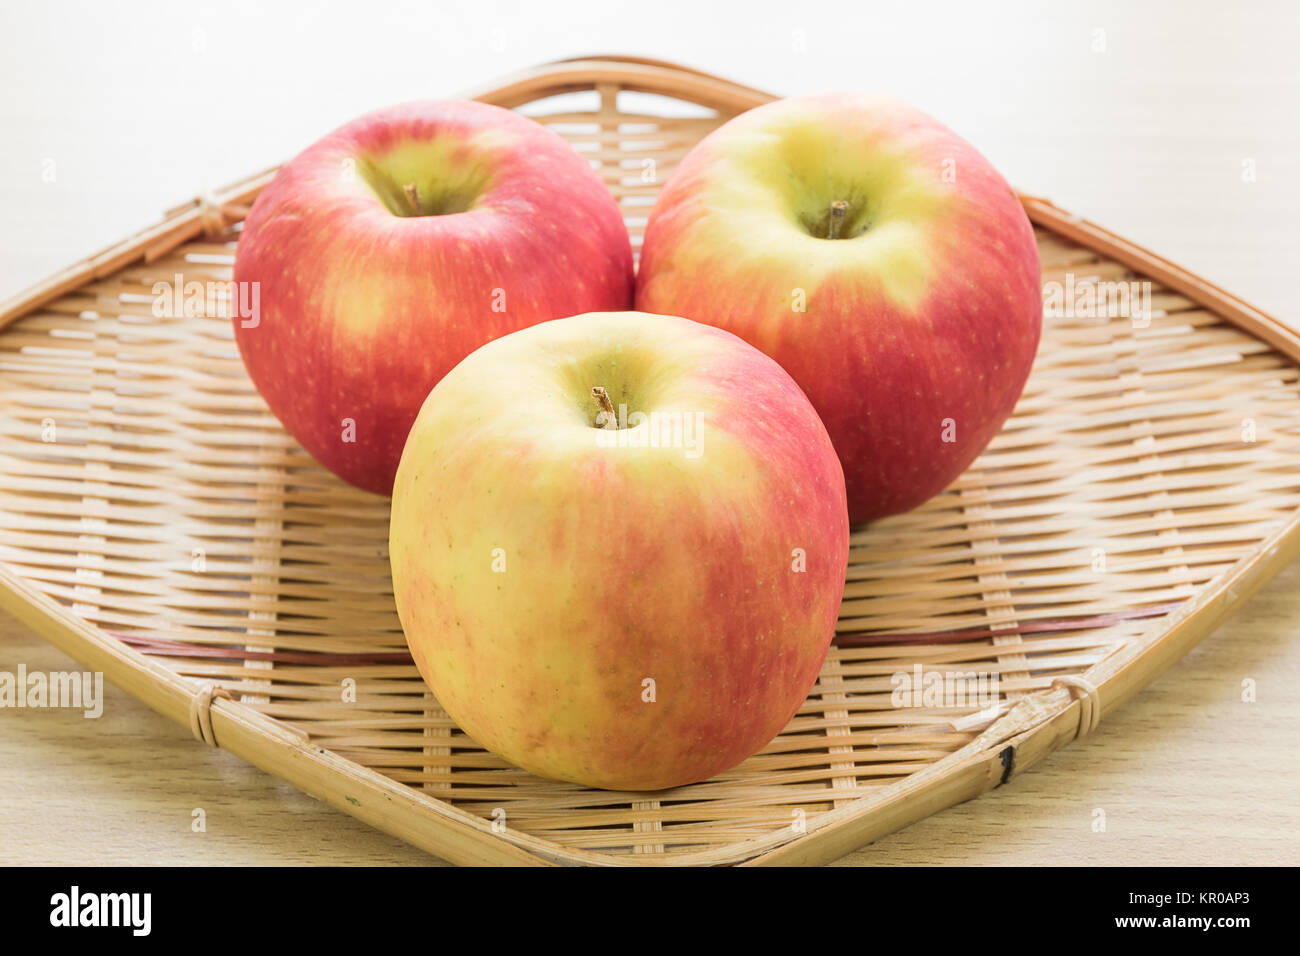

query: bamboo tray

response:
[3,55,1298,867]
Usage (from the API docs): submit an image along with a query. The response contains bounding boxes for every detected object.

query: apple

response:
[636,93,1041,523]
[233,100,633,494]
[389,311,849,791]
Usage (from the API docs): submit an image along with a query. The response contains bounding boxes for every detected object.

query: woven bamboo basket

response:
[2,55,1298,866]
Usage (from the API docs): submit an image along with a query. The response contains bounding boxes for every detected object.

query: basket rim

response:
[1,55,1296,866]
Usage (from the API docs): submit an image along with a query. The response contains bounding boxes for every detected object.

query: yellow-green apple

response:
[233,100,633,494]
[390,311,849,791]
[636,94,1041,523]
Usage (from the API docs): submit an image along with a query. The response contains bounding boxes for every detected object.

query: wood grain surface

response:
[3,558,1297,866]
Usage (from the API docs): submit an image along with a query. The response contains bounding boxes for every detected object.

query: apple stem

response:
[403,182,423,216]
[591,386,619,429]
[828,200,848,240]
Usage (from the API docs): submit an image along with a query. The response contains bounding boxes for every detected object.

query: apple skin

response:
[636,93,1041,524]
[233,100,633,495]
[390,312,849,791]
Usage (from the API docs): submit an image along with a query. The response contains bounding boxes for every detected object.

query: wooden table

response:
[3,557,1298,866]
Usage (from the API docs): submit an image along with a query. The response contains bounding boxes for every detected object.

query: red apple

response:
[390,311,849,791]
[234,100,633,494]
[636,93,1041,523]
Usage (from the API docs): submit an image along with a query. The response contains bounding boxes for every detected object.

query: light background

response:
[1,1,1298,866]
[2,0,1298,323]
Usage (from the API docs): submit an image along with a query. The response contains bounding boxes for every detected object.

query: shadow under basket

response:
[2,56,1299,866]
